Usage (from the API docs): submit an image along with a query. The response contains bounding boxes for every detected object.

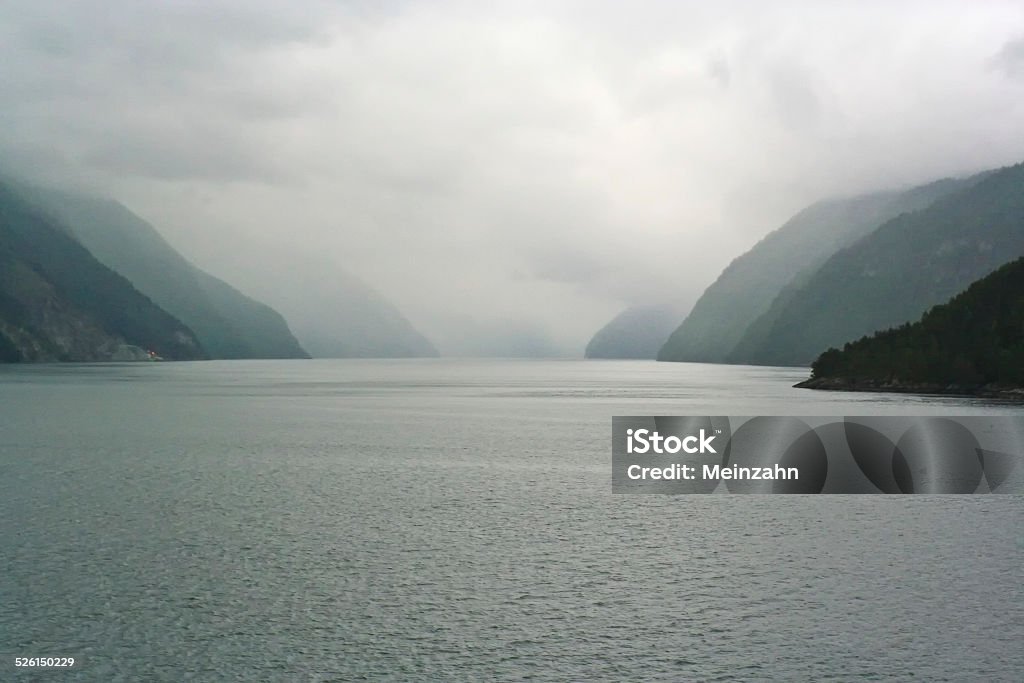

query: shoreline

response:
[794,376,1024,401]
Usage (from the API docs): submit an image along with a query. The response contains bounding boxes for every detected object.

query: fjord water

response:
[2,359,1022,681]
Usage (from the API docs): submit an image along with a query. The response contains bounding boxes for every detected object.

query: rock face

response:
[0,180,206,362]
[657,175,977,364]
[585,305,682,359]
[16,184,309,360]
[796,256,1024,398]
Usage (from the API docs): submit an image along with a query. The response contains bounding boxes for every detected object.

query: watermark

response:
[612,416,1024,494]
[13,656,77,669]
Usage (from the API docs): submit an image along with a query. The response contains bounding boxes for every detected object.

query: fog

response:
[2,1,1024,355]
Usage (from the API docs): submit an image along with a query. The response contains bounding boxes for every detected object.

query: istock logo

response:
[626,428,717,454]
[614,416,1024,494]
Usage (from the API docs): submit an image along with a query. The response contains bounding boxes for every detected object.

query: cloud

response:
[992,34,1024,79]
[2,1,1024,355]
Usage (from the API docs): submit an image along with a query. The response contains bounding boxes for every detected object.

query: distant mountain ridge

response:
[585,304,682,359]
[215,252,439,359]
[738,162,1024,366]
[12,183,309,360]
[0,180,205,361]
[657,176,978,363]
[798,256,1024,397]
[5,171,439,361]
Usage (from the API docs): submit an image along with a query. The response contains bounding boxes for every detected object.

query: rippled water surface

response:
[2,359,1022,681]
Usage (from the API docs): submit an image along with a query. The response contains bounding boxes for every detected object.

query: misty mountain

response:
[656,176,977,363]
[585,305,682,359]
[13,184,309,360]
[0,180,205,362]
[739,162,1024,367]
[799,256,1024,394]
[211,253,438,358]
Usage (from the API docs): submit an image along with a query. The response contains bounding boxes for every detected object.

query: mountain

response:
[738,162,1024,367]
[16,185,309,360]
[657,177,976,363]
[797,257,1024,396]
[211,252,439,358]
[0,180,205,362]
[585,304,682,359]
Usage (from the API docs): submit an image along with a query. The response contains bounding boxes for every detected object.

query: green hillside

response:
[0,181,205,361]
[799,257,1024,394]
[657,177,972,363]
[23,187,309,360]
[741,162,1024,367]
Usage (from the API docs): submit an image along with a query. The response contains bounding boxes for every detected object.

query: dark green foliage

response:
[810,257,1024,386]
[658,176,973,363]
[0,181,206,361]
[738,162,1024,366]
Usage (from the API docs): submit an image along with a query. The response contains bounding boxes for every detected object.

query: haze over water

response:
[2,360,1022,680]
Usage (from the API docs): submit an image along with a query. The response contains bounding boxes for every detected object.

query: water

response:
[1,359,1022,681]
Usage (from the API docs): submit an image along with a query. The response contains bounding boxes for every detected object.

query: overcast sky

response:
[3,1,1024,354]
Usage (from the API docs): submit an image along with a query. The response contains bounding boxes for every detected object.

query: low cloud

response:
[3,1,1024,354]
